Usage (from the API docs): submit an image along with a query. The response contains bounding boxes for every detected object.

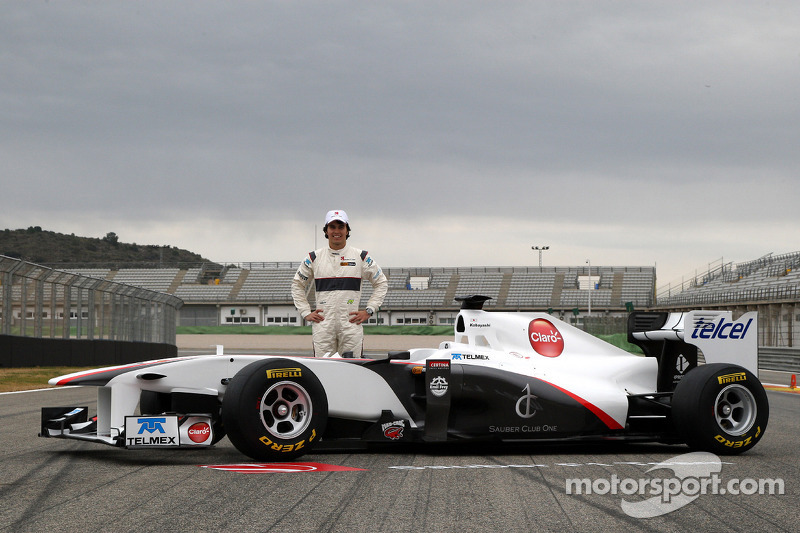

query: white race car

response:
[41,296,769,461]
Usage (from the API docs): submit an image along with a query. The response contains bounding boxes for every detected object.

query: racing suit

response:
[291,245,388,358]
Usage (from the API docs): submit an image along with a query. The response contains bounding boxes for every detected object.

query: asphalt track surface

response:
[2,340,799,532]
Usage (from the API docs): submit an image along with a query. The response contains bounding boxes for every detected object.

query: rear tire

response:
[672,363,768,455]
[222,359,328,461]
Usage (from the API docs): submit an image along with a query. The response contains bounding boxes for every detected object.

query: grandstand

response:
[29,249,800,355]
[656,251,800,308]
[655,251,800,351]
[64,264,656,328]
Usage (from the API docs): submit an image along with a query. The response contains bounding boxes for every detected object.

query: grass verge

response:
[0,367,92,393]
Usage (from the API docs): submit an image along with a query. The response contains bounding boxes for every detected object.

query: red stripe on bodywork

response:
[54,357,197,386]
[539,379,624,430]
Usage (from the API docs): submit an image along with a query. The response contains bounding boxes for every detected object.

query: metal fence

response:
[0,255,182,345]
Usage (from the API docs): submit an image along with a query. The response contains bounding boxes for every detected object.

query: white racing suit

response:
[291,245,388,358]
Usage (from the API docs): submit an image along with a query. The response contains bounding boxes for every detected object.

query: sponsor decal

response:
[127,435,177,446]
[125,416,179,447]
[451,353,489,361]
[382,420,406,440]
[714,426,761,448]
[297,273,308,281]
[188,422,212,444]
[266,368,302,379]
[429,376,449,397]
[528,319,564,357]
[200,462,368,474]
[428,361,450,370]
[138,417,167,434]
[411,366,424,375]
[675,354,689,373]
[515,384,543,419]
[341,261,356,266]
[718,372,747,385]
[259,429,316,453]
[691,317,753,340]
[489,424,558,433]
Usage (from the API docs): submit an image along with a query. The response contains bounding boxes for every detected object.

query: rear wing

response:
[628,311,758,388]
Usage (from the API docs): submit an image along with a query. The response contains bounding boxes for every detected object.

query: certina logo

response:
[188,422,212,443]
[718,372,747,385]
[429,361,450,370]
[528,319,564,357]
[266,368,302,379]
[691,317,753,340]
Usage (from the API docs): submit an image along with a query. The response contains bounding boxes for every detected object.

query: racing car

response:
[40,295,769,461]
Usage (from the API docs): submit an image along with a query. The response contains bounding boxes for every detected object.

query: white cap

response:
[325,209,349,225]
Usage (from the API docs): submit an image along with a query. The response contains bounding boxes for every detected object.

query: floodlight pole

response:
[531,245,550,268]
[586,259,592,316]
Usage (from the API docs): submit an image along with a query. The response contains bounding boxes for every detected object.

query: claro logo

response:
[528,319,564,357]
[188,422,212,444]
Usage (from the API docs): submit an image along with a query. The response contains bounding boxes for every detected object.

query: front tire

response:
[222,359,328,461]
[672,363,768,455]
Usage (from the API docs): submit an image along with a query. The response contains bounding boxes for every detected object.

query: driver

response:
[291,210,388,358]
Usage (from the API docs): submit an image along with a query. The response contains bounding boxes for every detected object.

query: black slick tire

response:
[671,363,768,455]
[222,359,328,461]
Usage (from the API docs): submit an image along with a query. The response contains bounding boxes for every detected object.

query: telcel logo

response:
[528,319,564,357]
[691,317,753,340]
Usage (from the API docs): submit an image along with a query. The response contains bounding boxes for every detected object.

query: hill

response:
[0,227,210,267]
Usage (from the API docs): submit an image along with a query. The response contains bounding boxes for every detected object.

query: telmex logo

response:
[137,418,167,434]
[266,368,302,379]
[528,319,564,357]
[691,317,753,340]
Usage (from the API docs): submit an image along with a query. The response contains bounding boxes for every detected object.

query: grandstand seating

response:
[235,269,296,303]
[58,264,656,314]
[657,251,800,306]
[504,272,556,308]
[111,268,181,292]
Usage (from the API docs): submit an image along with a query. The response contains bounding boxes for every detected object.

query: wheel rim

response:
[714,384,757,436]
[259,381,312,439]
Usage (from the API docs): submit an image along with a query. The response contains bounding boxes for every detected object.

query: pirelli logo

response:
[718,372,747,385]
[266,368,302,379]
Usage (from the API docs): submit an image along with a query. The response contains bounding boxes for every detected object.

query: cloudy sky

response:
[2,1,798,289]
